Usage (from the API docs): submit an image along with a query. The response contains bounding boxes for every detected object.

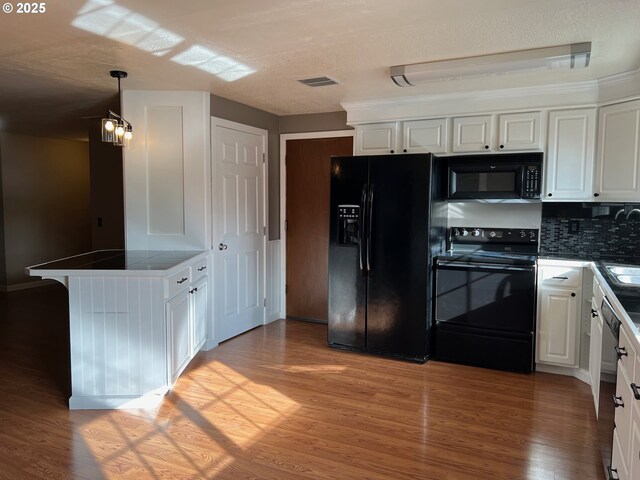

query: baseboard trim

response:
[536,363,592,385]
[0,279,57,292]
[202,339,219,351]
[69,387,168,410]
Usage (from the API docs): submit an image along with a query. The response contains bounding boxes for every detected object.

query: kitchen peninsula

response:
[27,250,210,409]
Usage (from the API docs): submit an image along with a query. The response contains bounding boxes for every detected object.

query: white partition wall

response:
[122,90,210,250]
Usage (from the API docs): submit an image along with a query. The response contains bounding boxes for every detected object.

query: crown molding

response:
[342,69,640,125]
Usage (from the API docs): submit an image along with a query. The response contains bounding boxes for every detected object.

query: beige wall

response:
[88,120,124,250]
[279,111,351,134]
[0,133,91,286]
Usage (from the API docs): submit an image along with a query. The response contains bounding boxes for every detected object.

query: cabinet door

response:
[629,410,640,480]
[452,115,492,152]
[615,368,633,472]
[544,109,596,201]
[589,299,603,416]
[537,287,580,366]
[402,118,448,154]
[613,427,630,480]
[498,112,541,151]
[355,122,398,155]
[191,277,208,355]
[167,290,191,385]
[595,100,640,201]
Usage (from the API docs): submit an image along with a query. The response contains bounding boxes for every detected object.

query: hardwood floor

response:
[0,285,603,480]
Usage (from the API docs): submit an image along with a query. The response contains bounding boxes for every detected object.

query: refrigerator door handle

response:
[359,184,367,275]
[366,184,375,274]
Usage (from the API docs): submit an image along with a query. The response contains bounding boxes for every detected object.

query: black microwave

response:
[447,153,543,200]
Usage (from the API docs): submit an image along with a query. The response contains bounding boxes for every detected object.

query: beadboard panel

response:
[68,276,167,402]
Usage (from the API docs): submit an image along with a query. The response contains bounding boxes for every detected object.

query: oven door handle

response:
[436,261,534,272]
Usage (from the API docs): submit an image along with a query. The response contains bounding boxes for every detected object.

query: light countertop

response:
[26,250,207,277]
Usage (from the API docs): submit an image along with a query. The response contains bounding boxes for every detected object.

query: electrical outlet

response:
[568,220,580,234]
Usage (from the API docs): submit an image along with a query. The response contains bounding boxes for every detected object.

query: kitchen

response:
[1,0,637,478]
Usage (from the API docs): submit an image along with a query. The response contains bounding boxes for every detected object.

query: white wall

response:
[0,132,91,287]
[448,202,542,229]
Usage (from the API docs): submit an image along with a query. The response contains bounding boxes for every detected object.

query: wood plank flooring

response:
[0,285,603,479]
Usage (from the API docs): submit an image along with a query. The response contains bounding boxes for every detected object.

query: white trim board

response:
[279,130,355,319]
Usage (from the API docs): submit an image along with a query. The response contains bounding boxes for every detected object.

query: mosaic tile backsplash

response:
[540,217,640,258]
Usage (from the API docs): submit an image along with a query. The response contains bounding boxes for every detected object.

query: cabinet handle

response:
[594,193,600,197]
[612,395,624,408]
[571,292,576,297]
[552,276,568,280]
[499,144,504,149]
[547,193,553,197]
[591,308,598,317]
[607,466,620,480]
[615,346,628,360]
[390,149,394,154]
[218,243,228,251]
[197,266,206,271]
[403,149,407,153]
[189,287,198,294]
[177,277,188,284]
[631,383,640,400]
[484,145,489,150]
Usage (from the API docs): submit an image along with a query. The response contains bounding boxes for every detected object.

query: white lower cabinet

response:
[167,290,192,384]
[629,408,640,480]
[613,427,630,480]
[589,298,603,415]
[165,257,210,387]
[537,266,582,367]
[191,276,208,355]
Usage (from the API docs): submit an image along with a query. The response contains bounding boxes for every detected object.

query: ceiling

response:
[1,0,639,140]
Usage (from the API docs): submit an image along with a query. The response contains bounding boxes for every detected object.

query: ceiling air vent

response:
[297,75,340,87]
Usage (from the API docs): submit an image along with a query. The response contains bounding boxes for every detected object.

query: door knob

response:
[218,243,228,251]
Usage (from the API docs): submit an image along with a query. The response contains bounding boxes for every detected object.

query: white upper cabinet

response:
[402,118,448,154]
[452,115,492,152]
[355,119,448,155]
[544,108,596,201]
[498,112,542,151]
[594,99,640,201]
[355,122,399,155]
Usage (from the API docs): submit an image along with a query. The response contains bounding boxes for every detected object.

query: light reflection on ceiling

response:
[71,0,255,81]
[170,45,256,82]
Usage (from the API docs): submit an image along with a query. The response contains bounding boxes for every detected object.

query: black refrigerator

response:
[328,153,447,362]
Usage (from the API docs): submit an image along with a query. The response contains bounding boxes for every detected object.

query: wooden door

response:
[286,136,353,322]
[213,122,266,342]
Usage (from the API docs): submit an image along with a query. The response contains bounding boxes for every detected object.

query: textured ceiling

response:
[0,0,639,140]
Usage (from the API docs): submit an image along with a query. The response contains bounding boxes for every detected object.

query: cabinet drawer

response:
[191,258,208,281]
[620,323,636,382]
[165,267,191,299]
[539,266,582,287]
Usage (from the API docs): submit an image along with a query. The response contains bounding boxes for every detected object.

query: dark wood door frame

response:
[279,131,355,321]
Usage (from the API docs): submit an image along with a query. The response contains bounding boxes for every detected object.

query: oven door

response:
[435,260,536,333]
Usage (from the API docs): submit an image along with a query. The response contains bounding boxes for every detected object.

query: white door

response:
[212,120,266,343]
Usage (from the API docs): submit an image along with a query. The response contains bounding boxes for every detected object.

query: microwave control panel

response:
[522,165,541,198]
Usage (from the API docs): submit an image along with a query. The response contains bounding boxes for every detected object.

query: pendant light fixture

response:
[101,70,133,147]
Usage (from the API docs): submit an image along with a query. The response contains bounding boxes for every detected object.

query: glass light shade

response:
[101,118,115,142]
[123,126,133,148]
